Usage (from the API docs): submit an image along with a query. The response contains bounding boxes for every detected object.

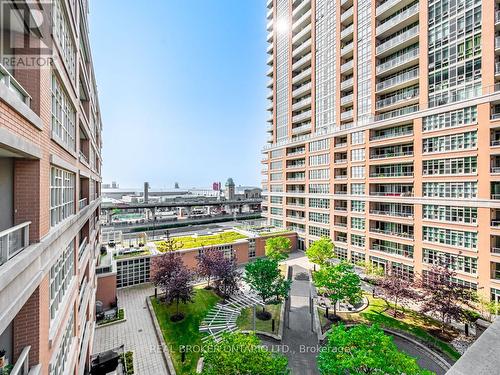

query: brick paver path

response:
[93,284,170,375]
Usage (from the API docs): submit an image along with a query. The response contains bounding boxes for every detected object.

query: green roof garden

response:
[155,231,247,252]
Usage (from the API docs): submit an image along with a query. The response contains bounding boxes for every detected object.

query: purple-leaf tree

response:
[378,270,420,317]
[213,255,241,299]
[196,247,224,289]
[151,252,194,321]
[419,265,477,332]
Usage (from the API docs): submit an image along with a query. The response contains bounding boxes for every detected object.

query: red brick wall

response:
[96,274,117,309]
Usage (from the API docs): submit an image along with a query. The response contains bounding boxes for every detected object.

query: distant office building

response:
[262,0,500,303]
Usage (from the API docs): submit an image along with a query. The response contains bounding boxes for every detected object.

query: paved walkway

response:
[263,260,320,375]
[93,284,169,375]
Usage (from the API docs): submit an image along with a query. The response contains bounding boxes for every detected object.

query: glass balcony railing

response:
[376,67,419,92]
[0,64,31,106]
[377,48,419,74]
[0,222,30,267]
[376,3,419,35]
[79,198,88,209]
[370,209,413,218]
[376,88,419,109]
[376,25,419,55]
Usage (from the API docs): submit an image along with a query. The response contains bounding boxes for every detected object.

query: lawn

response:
[155,231,247,252]
[317,295,461,361]
[150,288,221,374]
[236,303,282,334]
[113,249,150,260]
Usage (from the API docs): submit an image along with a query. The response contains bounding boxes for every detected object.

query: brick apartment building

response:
[262,0,500,304]
[0,1,102,374]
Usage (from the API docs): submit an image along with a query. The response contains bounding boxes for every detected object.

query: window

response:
[309,139,330,152]
[351,183,365,195]
[423,226,477,249]
[270,196,283,204]
[309,211,330,224]
[423,248,477,274]
[270,207,283,216]
[351,234,365,248]
[423,106,477,131]
[422,157,477,175]
[50,306,74,375]
[309,225,330,237]
[422,205,477,224]
[309,183,330,194]
[309,153,330,166]
[50,242,75,320]
[271,149,283,158]
[351,200,365,212]
[270,184,283,192]
[309,168,330,180]
[51,74,76,151]
[351,251,366,264]
[351,217,365,230]
[248,239,256,259]
[271,218,283,228]
[50,166,75,227]
[351,166,365,179]
[270,161,283,170]
[309,198,330,209]
[422,131,477,153]
[53,0,76,81]
[351,131,365,145]
[335,247,348,261]
[351,148,365,161]
[423,181,477,198]
[270,172,282,181]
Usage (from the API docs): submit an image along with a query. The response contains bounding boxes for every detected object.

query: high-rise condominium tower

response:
[0,0,102,373]
[262,0,500,303]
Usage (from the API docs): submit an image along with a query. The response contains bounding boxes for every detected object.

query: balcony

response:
[376,3,419,37]
[370,223,414,239]
[377,47,419,75]
[335,234,348,243]
[8,345,36,375]
[370,209,413,218]
[292,67,312,85]
[376,0,415,18]
[293,9,312,33]
[341,24,354,40]
[292,97,312,111]
[292,82,312,98]
[291,123,312,135]
[0,63,31,107]
[340,109,353,121]
[376,87,419,110]
[370,146,413,159]
[375,67,419,93]
[292,53,312,71]
[292,24,312,46]
[496,36,500,50]
[0,222,30,267]
[340,93,354,106]
[79,197,88,210]
[340,77,354,90]
[374,104,419,121]
[371,124,413,141]
[376,25,419,57]
[341,7,354,23]
[340,60,354,73]
[292,38,312,58]
[370,184,414,197]
[78,237,88,260]
[292,110,312,123]
[340,42,354,57]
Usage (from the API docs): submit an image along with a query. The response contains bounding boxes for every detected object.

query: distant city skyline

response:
[90,0,268,187]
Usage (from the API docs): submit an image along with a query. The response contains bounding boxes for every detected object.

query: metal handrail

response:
[0,222,31,266]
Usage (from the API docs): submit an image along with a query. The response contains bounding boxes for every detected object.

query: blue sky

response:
[90,0,268,189]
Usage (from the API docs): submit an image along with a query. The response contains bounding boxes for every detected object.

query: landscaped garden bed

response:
[120,351,134,374]
[155,231,247,252]
[317,295,461,361]
[236,303,282,335]
[150,288,220,374]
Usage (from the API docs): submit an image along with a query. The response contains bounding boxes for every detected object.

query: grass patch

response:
[151,288,220,374]
[318,295,461,361]
[114,249,150,260]
[97,308,125,326]
[120,351,134,374]
[155,231,247,252]
[236,303,282,334]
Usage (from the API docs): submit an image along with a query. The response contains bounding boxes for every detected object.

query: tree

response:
[265,236,291,261]
[419,265,478,332]
[196,247,224,288]
[313,262,362,317]
[150,253,194,321]
[244,258,291,319]
[317,324,433,375]
[201,332,289,375]
[378,272,420,317]
[213,256,241,299]
[361,261,385,283]
[305,237,334,266]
